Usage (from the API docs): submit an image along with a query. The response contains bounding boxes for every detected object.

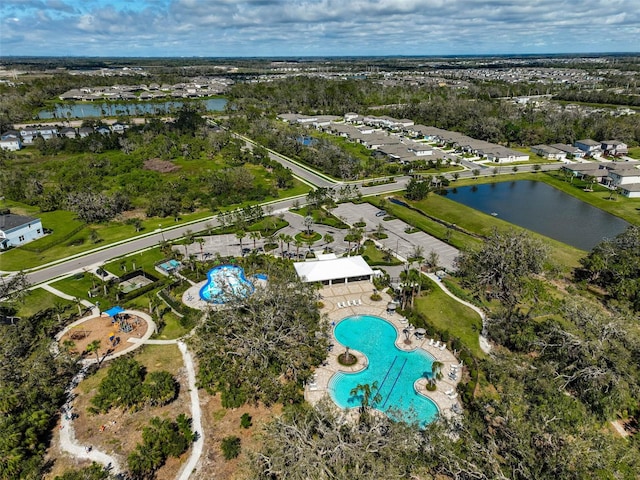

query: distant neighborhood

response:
[0,121,131,151]
[57,78,233,102]
[278,112,639,197]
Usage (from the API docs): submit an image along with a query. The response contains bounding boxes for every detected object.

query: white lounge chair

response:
[448,392,458,400]
[439,343,447,350]
[348,300,353,307]
[445,388,454,396]
[429,338,435,346]
[433,341,441,348]
[357,298,363,306]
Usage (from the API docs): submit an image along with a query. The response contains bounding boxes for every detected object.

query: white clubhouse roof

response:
[293,255,373,283]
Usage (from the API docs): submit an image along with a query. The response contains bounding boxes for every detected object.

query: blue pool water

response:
[329,315,439,427]
[199,265,255,304]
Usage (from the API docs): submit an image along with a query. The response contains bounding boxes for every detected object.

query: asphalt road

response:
[20,134,563,287]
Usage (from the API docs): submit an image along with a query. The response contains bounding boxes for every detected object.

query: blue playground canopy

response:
[104,306,124,317]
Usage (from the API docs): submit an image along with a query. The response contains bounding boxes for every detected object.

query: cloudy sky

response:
[1,0,638,57]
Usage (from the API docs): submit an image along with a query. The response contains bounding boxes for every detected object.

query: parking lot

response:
[332,203,459,271]
[177,203,459,271]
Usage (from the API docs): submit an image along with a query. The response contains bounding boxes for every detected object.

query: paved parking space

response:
[175,202,459,271]
[332,203,459,271]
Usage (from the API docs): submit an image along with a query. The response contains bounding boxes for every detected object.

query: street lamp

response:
[159,224,165,242]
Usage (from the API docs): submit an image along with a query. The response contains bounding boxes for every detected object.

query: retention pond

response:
[443,180,630,250]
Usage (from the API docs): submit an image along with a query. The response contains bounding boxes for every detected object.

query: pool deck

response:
[306,281,463,420]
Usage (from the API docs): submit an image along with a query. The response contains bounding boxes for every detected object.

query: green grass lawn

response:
[628,146,640,160]
[103,248,166,276]
[415,277,485,358]
[13,287,74,318]
[50,273,112,308]
[360,240,402,265]
[152,311,191,340]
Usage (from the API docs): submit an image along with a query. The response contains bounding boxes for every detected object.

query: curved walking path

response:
[56,321,205,479]
[176,341,204,480]
[59,366,122,474]
[425,273,492,354]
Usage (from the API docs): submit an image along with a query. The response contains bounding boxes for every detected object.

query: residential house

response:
[607,168,640,198]
[600,140,628,157]
[574,139,601,155]
[550,143,585,158]
[530,144,567,160]
[78,127,94,138]
[95,126,111,135]
[111,122,128,134]
[38,127,58,140]
[19,127,39,144]
[0,214,44,249]
[0,131,22,151]
[59,127,78,139]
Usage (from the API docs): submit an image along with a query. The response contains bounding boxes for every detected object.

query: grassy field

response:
[14,287,74,318]
[369,180,587,270]
[415,277,485,358]
[628,147,640,160]
[0,176,309,272]
[103,248,166,276]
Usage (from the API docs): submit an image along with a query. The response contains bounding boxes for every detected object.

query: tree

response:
[533,164,541,173]
[303,215,314,235]
[350,381,382,414]
[235,230,246,254]
[182,229,194,258]
[405,177,430,201]
[193,267,326,407]
[456,228,548,314]
[323,233,334,253]
[196,237,205,260]
[221,436,241,460]
[249,230,262,251]
[472,168,480,178]
[86,340,102,365]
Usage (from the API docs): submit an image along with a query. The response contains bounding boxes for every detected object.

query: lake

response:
[443,180,630,250]
[38,97,227,119]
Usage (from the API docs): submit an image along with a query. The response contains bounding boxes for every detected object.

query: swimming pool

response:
[329,315,439,427]
[199,265,255,304]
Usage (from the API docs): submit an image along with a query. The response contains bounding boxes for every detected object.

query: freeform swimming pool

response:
[199,265,255,304]
[329,315,439,427]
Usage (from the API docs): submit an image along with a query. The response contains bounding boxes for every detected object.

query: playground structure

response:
[57,309,150,360]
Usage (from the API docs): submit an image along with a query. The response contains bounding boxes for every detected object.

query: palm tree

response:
[249,231,261,250]
[235,230,246,255]
[294,238,304,259]
[472,168,480,178]
[429,361,444,386]
[196,237,205,260]
[86,340,101,365]
[277,233,288,256]
[452,172,460,181]
[303,215,314,235]
[350,381,382,413]
[323,233,334,253]
[183,229,194,259]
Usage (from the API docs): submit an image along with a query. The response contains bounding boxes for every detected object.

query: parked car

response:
[375,210,387,217]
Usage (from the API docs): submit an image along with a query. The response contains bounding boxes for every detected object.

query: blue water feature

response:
[38,98,227,119]
[199,265,255,304]
[443,180,630,250]
[329,315,439,427]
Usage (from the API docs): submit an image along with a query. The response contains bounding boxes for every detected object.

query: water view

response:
[444,180,630,250]
[329,315,439,428]
[38,97,227,119]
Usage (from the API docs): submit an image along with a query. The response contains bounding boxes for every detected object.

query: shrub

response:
[221,436,241,460]
[240,413,253,429]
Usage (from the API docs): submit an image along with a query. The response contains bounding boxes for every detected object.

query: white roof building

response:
[293,255,374,285]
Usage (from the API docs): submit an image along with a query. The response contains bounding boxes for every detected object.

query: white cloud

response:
[0,0,638,56]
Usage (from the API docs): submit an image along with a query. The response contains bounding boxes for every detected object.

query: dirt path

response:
[58,367,122,474]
